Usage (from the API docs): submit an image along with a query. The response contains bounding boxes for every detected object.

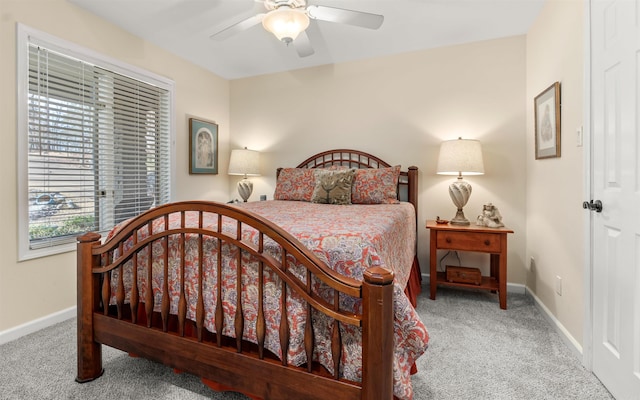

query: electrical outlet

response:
[555,275,562,296]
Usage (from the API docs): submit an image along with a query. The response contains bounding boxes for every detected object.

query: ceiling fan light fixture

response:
[262,7,310,44]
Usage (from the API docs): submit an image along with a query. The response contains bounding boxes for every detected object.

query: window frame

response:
[17,24,176,261]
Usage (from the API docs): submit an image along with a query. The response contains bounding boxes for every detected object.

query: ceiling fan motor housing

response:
[264,0,307,11]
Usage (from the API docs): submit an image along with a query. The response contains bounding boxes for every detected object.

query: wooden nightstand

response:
[426,220,514,309]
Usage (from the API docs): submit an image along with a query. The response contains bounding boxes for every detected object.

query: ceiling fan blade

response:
[306,5,383,29]
[293,30,315,57]
[210,14,265,41]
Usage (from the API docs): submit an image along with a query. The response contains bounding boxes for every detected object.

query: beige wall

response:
[230,36,528,284]
[526,0,585,345]
[1,0,588,353]
[0,0,230,331]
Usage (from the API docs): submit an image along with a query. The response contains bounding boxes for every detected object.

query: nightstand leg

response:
[430,232,437,300]
[489,253,506,309]
[499,235,508,309]
[497,253,507,310]
[490,254,498,294]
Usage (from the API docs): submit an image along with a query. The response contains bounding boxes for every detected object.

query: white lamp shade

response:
[262,7,310,43]
[436,138,485,176]
[228,148,260,177]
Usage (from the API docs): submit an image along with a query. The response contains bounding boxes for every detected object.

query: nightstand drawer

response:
[436,231,501,252]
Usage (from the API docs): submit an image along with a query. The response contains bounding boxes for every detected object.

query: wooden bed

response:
[76,149,425,400]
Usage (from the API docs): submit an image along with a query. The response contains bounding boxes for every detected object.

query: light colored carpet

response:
[411,287,613,399]
[0,287,613,399]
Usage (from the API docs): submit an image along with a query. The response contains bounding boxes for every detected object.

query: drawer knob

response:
[446,238,452,243]
[484,240,491,246]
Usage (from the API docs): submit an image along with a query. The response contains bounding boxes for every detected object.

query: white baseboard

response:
[507,282,526,294]
[0,306,76,346]
[525,288,583,360]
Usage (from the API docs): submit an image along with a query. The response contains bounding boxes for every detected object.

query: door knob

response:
[582,199,603,213]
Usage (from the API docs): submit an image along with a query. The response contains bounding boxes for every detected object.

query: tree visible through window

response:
[19,29,173,259]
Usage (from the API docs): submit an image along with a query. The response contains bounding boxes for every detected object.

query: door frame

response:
[582,0,593,371]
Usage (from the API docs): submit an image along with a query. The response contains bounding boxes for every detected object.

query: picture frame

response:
[534,82,561,159]
[189,117,218,174]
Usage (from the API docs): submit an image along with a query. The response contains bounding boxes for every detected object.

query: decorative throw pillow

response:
[311,169,356,205]
[326,164,349,170]
[274,168,316,201]
[351,165,401,204]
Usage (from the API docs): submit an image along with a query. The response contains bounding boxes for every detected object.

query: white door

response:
[590,1,640,399]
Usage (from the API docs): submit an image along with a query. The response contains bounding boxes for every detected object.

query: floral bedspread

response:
[108,200,428,399]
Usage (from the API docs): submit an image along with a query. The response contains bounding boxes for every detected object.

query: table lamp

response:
[228,147,260,202]
[436,137,484,225]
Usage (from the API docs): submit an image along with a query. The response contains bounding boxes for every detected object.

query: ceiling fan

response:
[210,0,384,57]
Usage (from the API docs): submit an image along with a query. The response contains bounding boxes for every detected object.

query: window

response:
[17,25,175,260]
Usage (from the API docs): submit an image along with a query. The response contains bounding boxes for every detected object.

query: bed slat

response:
[115,242,125,319]
[196,215,205,341]
[257,233,266,359]
[331,321,341,380]
[177,212,186,336]
[304,268,314,373]
[235,222,244,353]
[279,277,289,366]
[332,289,342,379]
[304,302,314,373]
[131,233,139,325]
[145,222,154,328]
[116,264,124,320]
[178,230,187,337]
[161,218,170,332]
[214,214,223,347]
[102,271,110,317]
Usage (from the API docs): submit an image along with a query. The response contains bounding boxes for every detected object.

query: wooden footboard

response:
[76,201,394,400]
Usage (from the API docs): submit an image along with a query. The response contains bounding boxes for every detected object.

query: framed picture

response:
[189,117,218,174]
[534,82,561,159]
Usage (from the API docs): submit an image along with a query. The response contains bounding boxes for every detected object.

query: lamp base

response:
[237,179,253,202]
[450,208,470,225]
[448,177,472,226]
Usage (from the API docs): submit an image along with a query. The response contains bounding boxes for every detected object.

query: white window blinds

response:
[24,41,172,255]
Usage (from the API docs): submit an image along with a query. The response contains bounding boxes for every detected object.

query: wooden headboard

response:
[277,149,418,217]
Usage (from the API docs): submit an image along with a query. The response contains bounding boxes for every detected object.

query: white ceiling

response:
[68,0,546,80]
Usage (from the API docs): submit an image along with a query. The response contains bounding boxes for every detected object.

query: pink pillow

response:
[274,168,316,201]
[351,166,401,204]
